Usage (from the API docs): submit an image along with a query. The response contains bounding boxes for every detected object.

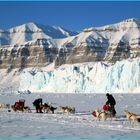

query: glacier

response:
[19,58,140,93]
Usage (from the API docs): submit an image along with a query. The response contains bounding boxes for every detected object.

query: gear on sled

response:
[11,99,25,112]
[102,104,116,116]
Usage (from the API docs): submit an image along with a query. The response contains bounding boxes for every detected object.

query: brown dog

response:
[42,103,57,114]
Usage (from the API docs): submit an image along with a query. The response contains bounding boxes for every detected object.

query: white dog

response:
[94,109,114,121]
[0,103,10,109]
[124,110,140,123]
[60,106,75,114]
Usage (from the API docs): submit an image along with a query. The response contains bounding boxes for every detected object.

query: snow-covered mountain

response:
[0,18,140,69]
[0,18,140,93]
[0,22,78,45]
[54,18,140,64]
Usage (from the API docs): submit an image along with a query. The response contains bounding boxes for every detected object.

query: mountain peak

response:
[8,22,42,32]
[0,22,78,46]
[119,18,140,27]
[7,22,78,39]
[122,18,140,23]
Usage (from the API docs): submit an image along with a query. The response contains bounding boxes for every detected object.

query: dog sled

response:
[92,105,117,121]
[11,99,31,112]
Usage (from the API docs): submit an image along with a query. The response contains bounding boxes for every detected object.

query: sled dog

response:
[94,109,114,121]
[23,106,32,113]
[60,106,75,113]
[0,103,10,109]
[124,110,140,123]
[42,103,57,114]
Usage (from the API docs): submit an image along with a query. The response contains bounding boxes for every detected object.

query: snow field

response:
[0,94,140,138]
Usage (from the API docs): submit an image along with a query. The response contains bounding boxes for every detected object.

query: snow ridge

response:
[0,22,78,45]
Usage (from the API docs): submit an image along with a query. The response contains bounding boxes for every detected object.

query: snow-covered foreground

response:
[0,94,140,138]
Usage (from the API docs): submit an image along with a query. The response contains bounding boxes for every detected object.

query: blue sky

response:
[0,1,140,31]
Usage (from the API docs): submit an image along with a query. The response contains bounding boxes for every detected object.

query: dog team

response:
[0,98,75,114]
[0,93,140,123]
[32,98,75,114]
[92,93,140,122]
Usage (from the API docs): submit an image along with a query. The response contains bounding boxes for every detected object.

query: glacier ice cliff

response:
[19,59,140,93]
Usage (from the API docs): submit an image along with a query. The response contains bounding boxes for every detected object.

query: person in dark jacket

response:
[106,93,116,116]
[33,98,43,113]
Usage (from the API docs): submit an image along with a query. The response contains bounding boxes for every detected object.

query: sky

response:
[0,1,140,31]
